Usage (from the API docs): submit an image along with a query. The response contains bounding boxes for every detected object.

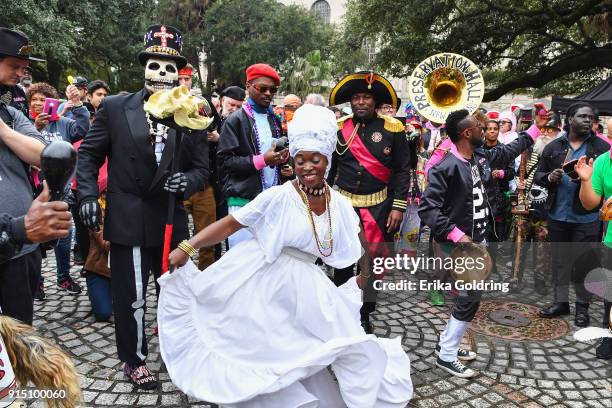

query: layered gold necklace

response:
[296,181,333,257]
[336,122,361,155]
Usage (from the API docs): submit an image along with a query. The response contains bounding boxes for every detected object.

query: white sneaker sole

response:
[435,361,478,378]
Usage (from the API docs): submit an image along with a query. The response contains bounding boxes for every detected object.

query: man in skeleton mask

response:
[76,25,209,389]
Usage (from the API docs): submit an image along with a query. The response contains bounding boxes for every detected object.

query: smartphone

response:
[518,108,533,123]
[563,159,579,180]
[43,98,60,120]
[274,136,288,152]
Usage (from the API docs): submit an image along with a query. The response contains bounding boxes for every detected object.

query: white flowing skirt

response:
[157,239,413,407]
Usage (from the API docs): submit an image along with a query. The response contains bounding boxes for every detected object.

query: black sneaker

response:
[34,282,46,301]
[595,338,612,360]
[436,357,477,378]
[124,363,158,390]
[57,277,82,294]
[435,344,477,361]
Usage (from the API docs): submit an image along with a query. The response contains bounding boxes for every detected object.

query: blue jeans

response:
[40,227,73,285]
[85,273,112,321]
[54,227,74,282]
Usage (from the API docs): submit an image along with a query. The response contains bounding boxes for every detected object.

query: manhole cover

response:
[470,301,569,341]
[488,309,531,327]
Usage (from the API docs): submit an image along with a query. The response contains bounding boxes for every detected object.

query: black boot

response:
[574,302,590,327]
[539,302,570,318]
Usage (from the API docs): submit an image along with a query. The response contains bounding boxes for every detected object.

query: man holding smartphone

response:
[218,63,288,248]
[535,102,609,326]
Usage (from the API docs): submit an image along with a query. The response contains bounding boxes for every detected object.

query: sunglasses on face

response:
[541,127,557,135]
[500,120,512,125]
[251,84,279,94]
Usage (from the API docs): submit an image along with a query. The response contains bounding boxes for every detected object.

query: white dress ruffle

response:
[158,183,413,407]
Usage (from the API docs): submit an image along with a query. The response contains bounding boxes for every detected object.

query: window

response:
[364,38,377,64]
[311,0,331,24]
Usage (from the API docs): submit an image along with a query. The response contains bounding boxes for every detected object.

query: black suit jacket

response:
[76,89,209,247]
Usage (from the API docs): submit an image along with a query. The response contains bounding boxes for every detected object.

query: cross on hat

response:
[154,26,174,48]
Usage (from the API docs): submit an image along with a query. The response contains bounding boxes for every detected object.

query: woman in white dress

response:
[158,104,413,407]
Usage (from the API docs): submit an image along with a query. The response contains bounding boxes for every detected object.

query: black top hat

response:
[138,25,187,69]
[0,27,45,62]
[329,71,397,108]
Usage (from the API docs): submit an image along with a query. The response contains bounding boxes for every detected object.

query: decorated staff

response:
[76,24,209,390]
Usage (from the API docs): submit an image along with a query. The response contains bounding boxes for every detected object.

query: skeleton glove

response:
[164,172,188,194]
[80,200,101,232]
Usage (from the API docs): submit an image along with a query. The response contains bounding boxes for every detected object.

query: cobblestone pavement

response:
[27,251,612,408]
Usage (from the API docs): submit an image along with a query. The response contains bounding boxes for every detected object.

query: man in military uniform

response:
[327,72,412,333]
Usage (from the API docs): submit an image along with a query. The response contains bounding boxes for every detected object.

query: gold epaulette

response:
[377,114,404,133]
[337,114,354,130]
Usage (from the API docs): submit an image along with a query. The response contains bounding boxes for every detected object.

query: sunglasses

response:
[500,120,512,125]
[251,84,279,94]
[540,127,557,135]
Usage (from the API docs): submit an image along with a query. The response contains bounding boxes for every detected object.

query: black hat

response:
[73,76,88,88]
[220,86,246,102]
[329,71,398,108]
[138,25,187,69]
[0,27,45,62]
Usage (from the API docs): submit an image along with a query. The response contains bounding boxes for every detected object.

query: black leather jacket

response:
[534,131,609,215]
[217,107,282,201]
[418,131,535,243]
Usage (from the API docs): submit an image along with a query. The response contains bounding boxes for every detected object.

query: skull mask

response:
[144,57,178,93]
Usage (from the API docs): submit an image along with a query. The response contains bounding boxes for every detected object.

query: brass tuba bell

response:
[408,53,484,123]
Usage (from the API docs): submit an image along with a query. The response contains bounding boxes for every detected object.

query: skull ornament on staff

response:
[138,25,187,94]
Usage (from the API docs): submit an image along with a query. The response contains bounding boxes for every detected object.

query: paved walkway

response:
[27,251,612,408]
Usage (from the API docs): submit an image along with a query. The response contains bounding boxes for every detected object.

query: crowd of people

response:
[1,23,611,407]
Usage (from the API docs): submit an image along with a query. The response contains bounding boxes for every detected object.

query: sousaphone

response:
[408,53,484,123]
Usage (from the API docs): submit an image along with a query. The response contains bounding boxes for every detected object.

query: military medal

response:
[371,132,383,143]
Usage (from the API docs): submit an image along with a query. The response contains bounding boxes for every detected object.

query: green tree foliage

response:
[281,50,332,99]
[0,0,153,92]
[341,0,612,101]
[201,0,333,88]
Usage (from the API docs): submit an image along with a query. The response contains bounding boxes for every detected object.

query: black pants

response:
[451,291,482,322]
[71,202,90,261]
[110,244,162,365]
[0,250,42,325]
[548,219,601,303]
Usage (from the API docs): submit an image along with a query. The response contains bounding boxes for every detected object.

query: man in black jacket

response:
[217,64,288,248]
[418,109,543,378]
[535,102,609,326]
[76,25,209,389]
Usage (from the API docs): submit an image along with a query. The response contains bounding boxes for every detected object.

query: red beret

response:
[487,110,500,119]
[246,63,280,86]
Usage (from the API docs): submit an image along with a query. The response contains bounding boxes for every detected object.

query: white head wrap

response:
[288,104,337,169]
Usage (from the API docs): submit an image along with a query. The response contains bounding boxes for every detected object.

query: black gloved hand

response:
[79,200,101,232]
[163,172,188,194]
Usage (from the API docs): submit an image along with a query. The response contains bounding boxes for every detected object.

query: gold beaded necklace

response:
[296,181,333,257]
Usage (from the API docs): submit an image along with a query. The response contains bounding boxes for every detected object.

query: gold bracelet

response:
[178,240,197,257]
